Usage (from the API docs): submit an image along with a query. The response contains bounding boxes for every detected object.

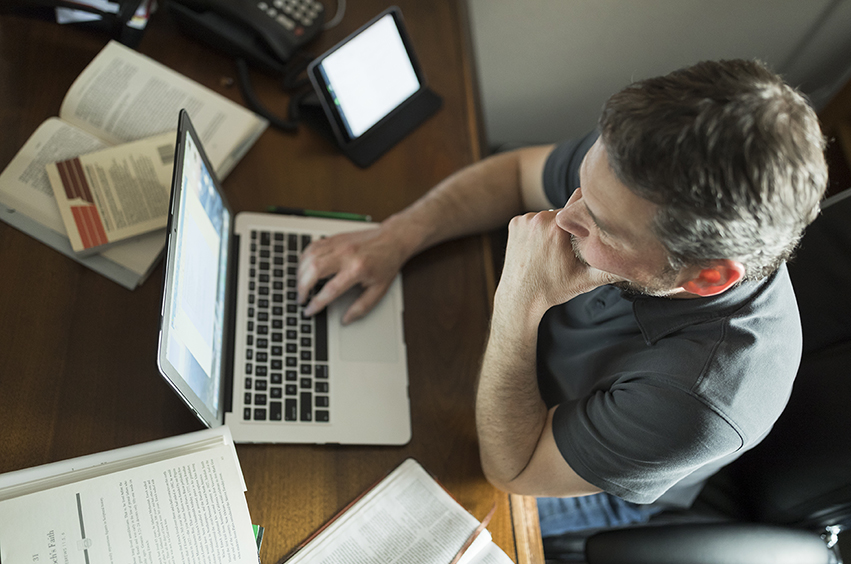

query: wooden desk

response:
[0,3,543,563]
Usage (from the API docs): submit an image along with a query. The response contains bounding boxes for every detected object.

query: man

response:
[296,59,828,534]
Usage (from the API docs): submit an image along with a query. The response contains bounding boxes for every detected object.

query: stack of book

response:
[0,40,268,289]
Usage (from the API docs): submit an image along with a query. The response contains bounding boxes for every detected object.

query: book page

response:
[59,41,267,178]
[47,132,174,254]
[0,429,241,502]
[286,459,513,564]
[0,118,107,231]
[0,441,257,564]
[460,539,515,564]
[0,118,165,277]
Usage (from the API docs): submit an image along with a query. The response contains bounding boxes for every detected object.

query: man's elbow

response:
[481,464,538,496]
[482,467,509,493]
[484,475,531,496]
[481,455,603,498]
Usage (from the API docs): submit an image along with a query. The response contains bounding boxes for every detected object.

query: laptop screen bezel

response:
[156,110,234,429]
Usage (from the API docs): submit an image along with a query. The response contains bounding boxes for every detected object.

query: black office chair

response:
[544,190,851,564]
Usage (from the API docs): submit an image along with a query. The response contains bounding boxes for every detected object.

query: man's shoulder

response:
[542,131,600,205]
[654,265,801,439]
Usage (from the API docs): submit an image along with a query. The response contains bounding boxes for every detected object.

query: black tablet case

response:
[300,87,442,168]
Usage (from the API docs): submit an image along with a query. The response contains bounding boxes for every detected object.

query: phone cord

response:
[236,58,310,132]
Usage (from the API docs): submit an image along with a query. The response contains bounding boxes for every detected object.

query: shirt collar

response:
[621,266,783,345]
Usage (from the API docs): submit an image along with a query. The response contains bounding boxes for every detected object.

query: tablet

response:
[307,6,441,167]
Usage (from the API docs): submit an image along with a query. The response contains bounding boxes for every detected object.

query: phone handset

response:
[169,0,326,72]
[243,0,325,61]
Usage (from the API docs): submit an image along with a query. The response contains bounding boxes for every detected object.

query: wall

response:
[466,0,851,148]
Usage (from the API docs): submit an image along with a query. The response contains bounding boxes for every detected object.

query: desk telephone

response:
[169,0,326,74]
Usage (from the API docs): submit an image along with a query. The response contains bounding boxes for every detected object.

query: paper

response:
[0,40,267,287]
[47,132,174,254]
[0,429,258,564]
[286,459,513,564]
[59,41,267,179]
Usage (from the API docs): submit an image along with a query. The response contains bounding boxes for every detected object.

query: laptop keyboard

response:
[242,229,329,424]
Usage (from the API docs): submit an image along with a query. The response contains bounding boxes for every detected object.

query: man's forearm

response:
[476,292,550,487]
[475,211,617,492]
[298,147,553,322]
[378,150,540,263]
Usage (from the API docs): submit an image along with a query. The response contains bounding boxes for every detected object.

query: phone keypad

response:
[256,0,324,34]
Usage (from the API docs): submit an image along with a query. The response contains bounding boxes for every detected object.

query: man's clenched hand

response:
[495,210,619,317]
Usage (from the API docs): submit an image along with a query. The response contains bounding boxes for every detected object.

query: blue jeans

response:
[537,492,665,537]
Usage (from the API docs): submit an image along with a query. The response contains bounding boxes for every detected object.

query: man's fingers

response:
[303,269,360,317]
[297,240,339,304]
[296,253,322,305]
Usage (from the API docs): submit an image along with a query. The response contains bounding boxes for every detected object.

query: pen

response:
[266,206,372,222]
[448,501,497,564]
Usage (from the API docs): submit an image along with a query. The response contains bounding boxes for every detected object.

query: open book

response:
[0,40,268,288]
[47,133,175,255]
[0,427,259,564]
[284,458,514,564]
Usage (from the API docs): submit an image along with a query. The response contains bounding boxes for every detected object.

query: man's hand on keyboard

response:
[297,226,407,324]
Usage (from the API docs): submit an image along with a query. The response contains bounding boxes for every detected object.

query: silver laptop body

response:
[157,111,411,445]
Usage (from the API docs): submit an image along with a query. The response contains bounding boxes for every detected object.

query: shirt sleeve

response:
[542,130,600,206]
[551,375,744,504]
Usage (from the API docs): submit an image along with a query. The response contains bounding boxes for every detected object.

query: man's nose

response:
[556,189,590,238]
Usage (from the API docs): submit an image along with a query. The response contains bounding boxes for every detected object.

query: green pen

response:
[266,206,372,222]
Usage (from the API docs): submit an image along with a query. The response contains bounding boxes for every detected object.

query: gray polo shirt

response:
[539,134,802,506]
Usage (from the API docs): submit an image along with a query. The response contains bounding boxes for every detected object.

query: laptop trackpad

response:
[334,288,399,363]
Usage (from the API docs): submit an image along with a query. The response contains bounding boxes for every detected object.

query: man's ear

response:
[680,259,745,297]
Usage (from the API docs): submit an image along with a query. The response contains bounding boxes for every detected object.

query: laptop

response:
[156,110,411,445]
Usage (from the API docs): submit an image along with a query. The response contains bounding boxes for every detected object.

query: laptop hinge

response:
[222,232,240,418]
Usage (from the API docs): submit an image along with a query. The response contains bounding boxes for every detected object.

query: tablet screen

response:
[314,12,421,140]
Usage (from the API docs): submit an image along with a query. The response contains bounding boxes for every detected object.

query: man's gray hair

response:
[599,59,828,280]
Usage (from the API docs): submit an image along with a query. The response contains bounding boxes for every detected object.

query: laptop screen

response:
[159,122,231,426]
